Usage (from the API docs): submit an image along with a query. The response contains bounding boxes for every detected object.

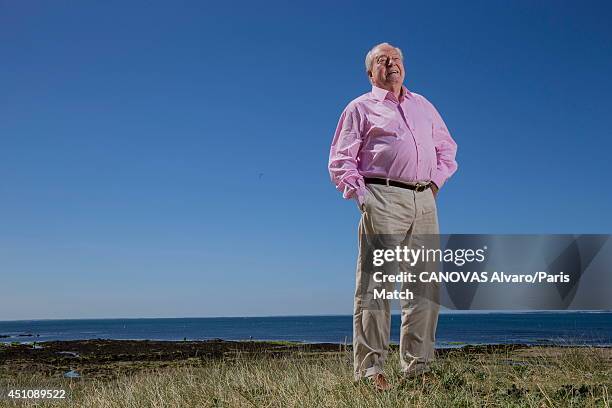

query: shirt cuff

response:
[430,171,446,190]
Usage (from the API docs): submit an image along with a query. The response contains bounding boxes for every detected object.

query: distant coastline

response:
[1,312,611,347]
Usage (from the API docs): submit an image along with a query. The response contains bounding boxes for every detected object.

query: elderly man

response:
[328,42,458,390]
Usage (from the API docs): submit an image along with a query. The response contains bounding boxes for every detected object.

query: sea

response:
[1,312,611,347]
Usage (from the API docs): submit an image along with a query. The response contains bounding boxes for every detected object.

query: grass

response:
[0,346,609,407]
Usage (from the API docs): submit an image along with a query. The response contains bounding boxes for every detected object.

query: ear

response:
[367,70,373,79]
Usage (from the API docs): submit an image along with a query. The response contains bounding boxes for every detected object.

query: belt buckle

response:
[415,183,425,192]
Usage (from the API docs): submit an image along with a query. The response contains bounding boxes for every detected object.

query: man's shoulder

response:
[352,90,374,103]
[343,91,374,111]
[408,90,431,105]
[408,91,441,112]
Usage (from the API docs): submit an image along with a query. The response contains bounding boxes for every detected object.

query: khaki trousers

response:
[353,183,440,380]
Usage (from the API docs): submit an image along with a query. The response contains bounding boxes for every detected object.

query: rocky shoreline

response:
[0,339,609,382]
[0,339,346,381]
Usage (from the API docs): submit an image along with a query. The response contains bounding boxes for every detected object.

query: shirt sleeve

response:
[328,103,367,205]
[427,99,458,188]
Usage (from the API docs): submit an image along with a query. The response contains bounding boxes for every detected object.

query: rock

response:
[63,370,81,378]
[57,351,80,358]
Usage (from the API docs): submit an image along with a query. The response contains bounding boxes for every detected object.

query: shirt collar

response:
[371,84,413,102]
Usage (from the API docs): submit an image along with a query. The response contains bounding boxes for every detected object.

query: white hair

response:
[364,42,404,76]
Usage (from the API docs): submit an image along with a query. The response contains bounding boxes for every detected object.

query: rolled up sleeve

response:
[427,100,458,188]
[328,104,366,205]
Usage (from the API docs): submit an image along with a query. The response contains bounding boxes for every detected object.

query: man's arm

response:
[328,104,366,206]
[427,100,458,191]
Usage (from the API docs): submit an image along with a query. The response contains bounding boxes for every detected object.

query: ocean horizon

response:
[1,311,611,347]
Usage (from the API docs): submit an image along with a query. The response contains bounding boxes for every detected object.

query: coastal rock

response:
[57,351,80,358]
[63,370,81,378]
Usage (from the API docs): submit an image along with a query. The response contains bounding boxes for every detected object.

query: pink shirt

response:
[328,85,458,205]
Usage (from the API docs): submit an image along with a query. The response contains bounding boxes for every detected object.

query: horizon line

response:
[1,309,611,323]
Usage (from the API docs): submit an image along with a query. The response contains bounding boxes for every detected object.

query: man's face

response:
[369,45,405,89]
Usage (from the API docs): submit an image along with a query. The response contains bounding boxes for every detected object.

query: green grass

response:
[0,346,609,407]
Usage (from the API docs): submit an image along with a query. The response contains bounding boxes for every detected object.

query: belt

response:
[364,177,431,192]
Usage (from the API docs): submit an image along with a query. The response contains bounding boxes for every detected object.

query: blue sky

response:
[1,1,611,320]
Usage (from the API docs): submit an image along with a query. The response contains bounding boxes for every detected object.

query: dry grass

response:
[0,346,610,407]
